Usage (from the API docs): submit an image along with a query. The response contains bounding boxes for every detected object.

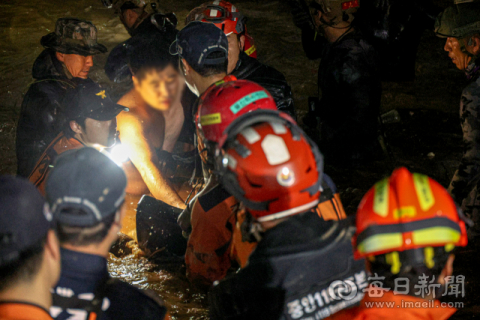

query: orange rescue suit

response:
[327,288,456,320]
[28,133,84,195]
[186,175,347,287]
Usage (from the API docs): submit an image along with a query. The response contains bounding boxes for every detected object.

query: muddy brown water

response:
[0,0,479,318]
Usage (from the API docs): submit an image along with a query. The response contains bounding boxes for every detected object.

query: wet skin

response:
[55,52,94,78]
[117,65,187,208]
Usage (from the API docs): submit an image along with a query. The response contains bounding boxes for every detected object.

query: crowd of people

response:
[2,0,480,319]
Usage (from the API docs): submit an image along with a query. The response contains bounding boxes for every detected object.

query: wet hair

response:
[129,36,178,81]
[369,247,451,298]
[57,208,117,246]
[191,51,228,78]
[0,236,46,292]
[64,117,86,139]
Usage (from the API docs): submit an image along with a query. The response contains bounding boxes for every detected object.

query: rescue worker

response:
[185,1,258,59]
[288,0,441,82]
[102,0,177,85]
[435,2,480,239]
[209,120,363,319]
[116,37,187,207]
[16,18,107,178]
[293,0,382,165]
[46,148,171,320]
[0,176,61,320]
[184,81,279,288]
[192,1,296,119]
[328,167,469,319]
[28,82,127,195]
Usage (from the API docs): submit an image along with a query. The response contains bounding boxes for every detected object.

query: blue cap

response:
[46,148,127,227]
[170,21,228,70]
[0,176,52,266]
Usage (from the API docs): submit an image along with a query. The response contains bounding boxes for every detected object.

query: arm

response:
[449,84,480,205]
[117,112,186,208]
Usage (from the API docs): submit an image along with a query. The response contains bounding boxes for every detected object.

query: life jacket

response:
[209,217,367,320]
[28,133,84,195]
[185,184,238,287]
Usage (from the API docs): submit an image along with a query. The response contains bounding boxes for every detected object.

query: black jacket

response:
[232,52,296,120]
[303,29,381,164]
[52,248,168,320]
[104,16,177,85]
[16,49,93,177]
[209,213,366,320]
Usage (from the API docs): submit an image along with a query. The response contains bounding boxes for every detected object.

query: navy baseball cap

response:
[170,21,228,70]
[45,147,127,227]
[0,176,53,266]
[64,81,129,121]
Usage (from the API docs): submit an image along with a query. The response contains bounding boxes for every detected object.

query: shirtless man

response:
[117,36,186,209]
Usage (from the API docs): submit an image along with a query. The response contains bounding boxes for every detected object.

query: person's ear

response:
[55,52,65,63]
[437,254,455,286]
[70,120,84,135]
[132,75,140,89]
[471,35,480,56]
[239,35,246,51]
[44,230,61,284]
[182,59,192,75]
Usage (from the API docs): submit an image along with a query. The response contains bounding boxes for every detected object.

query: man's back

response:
[232,52,296,119]
[51,248,168,320]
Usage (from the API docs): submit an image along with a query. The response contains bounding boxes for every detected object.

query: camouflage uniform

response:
[16,18,106,177]
[448,58,480,233]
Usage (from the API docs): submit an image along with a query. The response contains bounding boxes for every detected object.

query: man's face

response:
[227,33,243,74]
[133,65,181,110]
[83,117,117,147]
[60,54,94,79]
[444,37,472,71]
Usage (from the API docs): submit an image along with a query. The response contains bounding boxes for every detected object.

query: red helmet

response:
[199,1,246,35]
[354,167,470,260]
[196,80,281,148]
[243,33,257,58]
[217,117,323,221]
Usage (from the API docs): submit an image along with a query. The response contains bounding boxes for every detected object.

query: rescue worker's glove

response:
[286,0,316,31]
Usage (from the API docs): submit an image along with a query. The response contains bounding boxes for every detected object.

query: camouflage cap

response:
[41,18,107,56]
[435,1,480,38]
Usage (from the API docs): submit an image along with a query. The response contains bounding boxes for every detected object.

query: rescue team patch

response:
[285,270,367,320]
[200,113,222,126]
[230,90,269,114]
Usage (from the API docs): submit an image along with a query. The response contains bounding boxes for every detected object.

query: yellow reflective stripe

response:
[393,206,416,219]
[245,45,256,56]
[200,113,222,126]
[373,178,389,217]
[424,247,435,269]
[445,243,455,252]
[412,227,460,246]
[413,173,435,211]
[386,251,401,274]
[357,233,403,255]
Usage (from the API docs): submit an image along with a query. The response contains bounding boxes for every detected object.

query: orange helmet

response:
[354,167,469,261]
[217,115,323,221]
[196,79,283,149]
